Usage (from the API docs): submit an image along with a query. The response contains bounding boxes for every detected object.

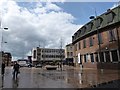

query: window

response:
[70,52,73,56]
[95,17,103,28]
[81,26,86,35]
[77,30,81,37]
[87,22,93,31]
[84,55,87,62]
[70,46,72,51]
[90,53,94,62]
[98,33,103,44]
[83,39,86,48]
[67,52,69,57]
[33,50,36,59]
[106,11,116,23]
[78,42,81,50]
[89,37,93,47]
[108,29,116,41]
[75,44,77,51]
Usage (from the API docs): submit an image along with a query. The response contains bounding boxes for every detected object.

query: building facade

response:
[72,6,120,69]
[65,43,74,66]
[0,51,12,66]
[32,47,65,65]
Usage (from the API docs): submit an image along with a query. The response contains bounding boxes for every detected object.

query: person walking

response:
[13,61,20,79]
[1,62,5,75]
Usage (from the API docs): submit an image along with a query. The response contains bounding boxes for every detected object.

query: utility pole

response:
[59,38,63,71]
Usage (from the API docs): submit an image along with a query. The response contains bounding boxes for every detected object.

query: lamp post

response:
[90,15,103,70]
[0,27,8,75]
[59,38,63,71]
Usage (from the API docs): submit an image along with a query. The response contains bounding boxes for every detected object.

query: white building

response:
[65,43,74,66]
[32,47,65,65]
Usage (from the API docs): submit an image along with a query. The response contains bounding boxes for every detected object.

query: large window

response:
[105,51,110,62]
[78,42,81,50]
[90,53,94,62]
[89,37,93,47]
[108,29,116,41]
[83,39,86,48]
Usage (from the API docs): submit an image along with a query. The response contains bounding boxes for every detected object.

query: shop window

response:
[111,50,118,62]
[90,53,94,62]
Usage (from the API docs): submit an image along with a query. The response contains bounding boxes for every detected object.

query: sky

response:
[0,0,119,60]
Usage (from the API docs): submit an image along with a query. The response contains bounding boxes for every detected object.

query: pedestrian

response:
[57,62,60,68]
[1,61,5,75]
[13,61,20,79]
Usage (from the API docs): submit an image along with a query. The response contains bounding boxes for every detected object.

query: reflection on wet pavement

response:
[12,78,19,88]
[0,66,120,88]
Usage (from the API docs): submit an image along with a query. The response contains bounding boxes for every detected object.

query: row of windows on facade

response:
[73,11,116,40]
[74,29,116,51]
[34,55,65,58]
[37,49,64,53]
[79,50,118,64]
[67,52,73,57]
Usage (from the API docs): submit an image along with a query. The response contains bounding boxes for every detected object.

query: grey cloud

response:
[1,1,81,60]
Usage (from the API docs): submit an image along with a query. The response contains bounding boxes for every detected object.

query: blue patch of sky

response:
[17,2,116,25]
[55,2,116,25]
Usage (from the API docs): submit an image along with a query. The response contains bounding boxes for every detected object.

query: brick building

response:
[72,5,120,69]
[65,43,74,66]
[0,51,12,66]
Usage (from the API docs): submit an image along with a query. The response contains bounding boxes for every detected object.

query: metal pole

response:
[0,14,3,75]
[60,38,63,71]
[90,8,102,70]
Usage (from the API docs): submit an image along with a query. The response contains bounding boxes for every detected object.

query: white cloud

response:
[1,1,81,60]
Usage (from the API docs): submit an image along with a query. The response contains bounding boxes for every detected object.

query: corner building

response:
[65,43,74,66]
[32,47,65,65]
[72,6,120,69]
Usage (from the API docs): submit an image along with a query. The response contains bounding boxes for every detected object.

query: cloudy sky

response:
[0,0,118,60]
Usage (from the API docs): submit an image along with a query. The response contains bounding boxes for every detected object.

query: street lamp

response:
[90,16,102,61]
[0,27,8,75]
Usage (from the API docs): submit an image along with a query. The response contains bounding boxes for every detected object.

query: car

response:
[27,63,33,67]
[35,64,42,68]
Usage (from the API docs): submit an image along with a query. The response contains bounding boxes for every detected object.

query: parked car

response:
[35,64,42,68]
[27,63,33,67]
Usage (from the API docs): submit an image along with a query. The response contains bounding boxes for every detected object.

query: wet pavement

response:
[0,66,120,89]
